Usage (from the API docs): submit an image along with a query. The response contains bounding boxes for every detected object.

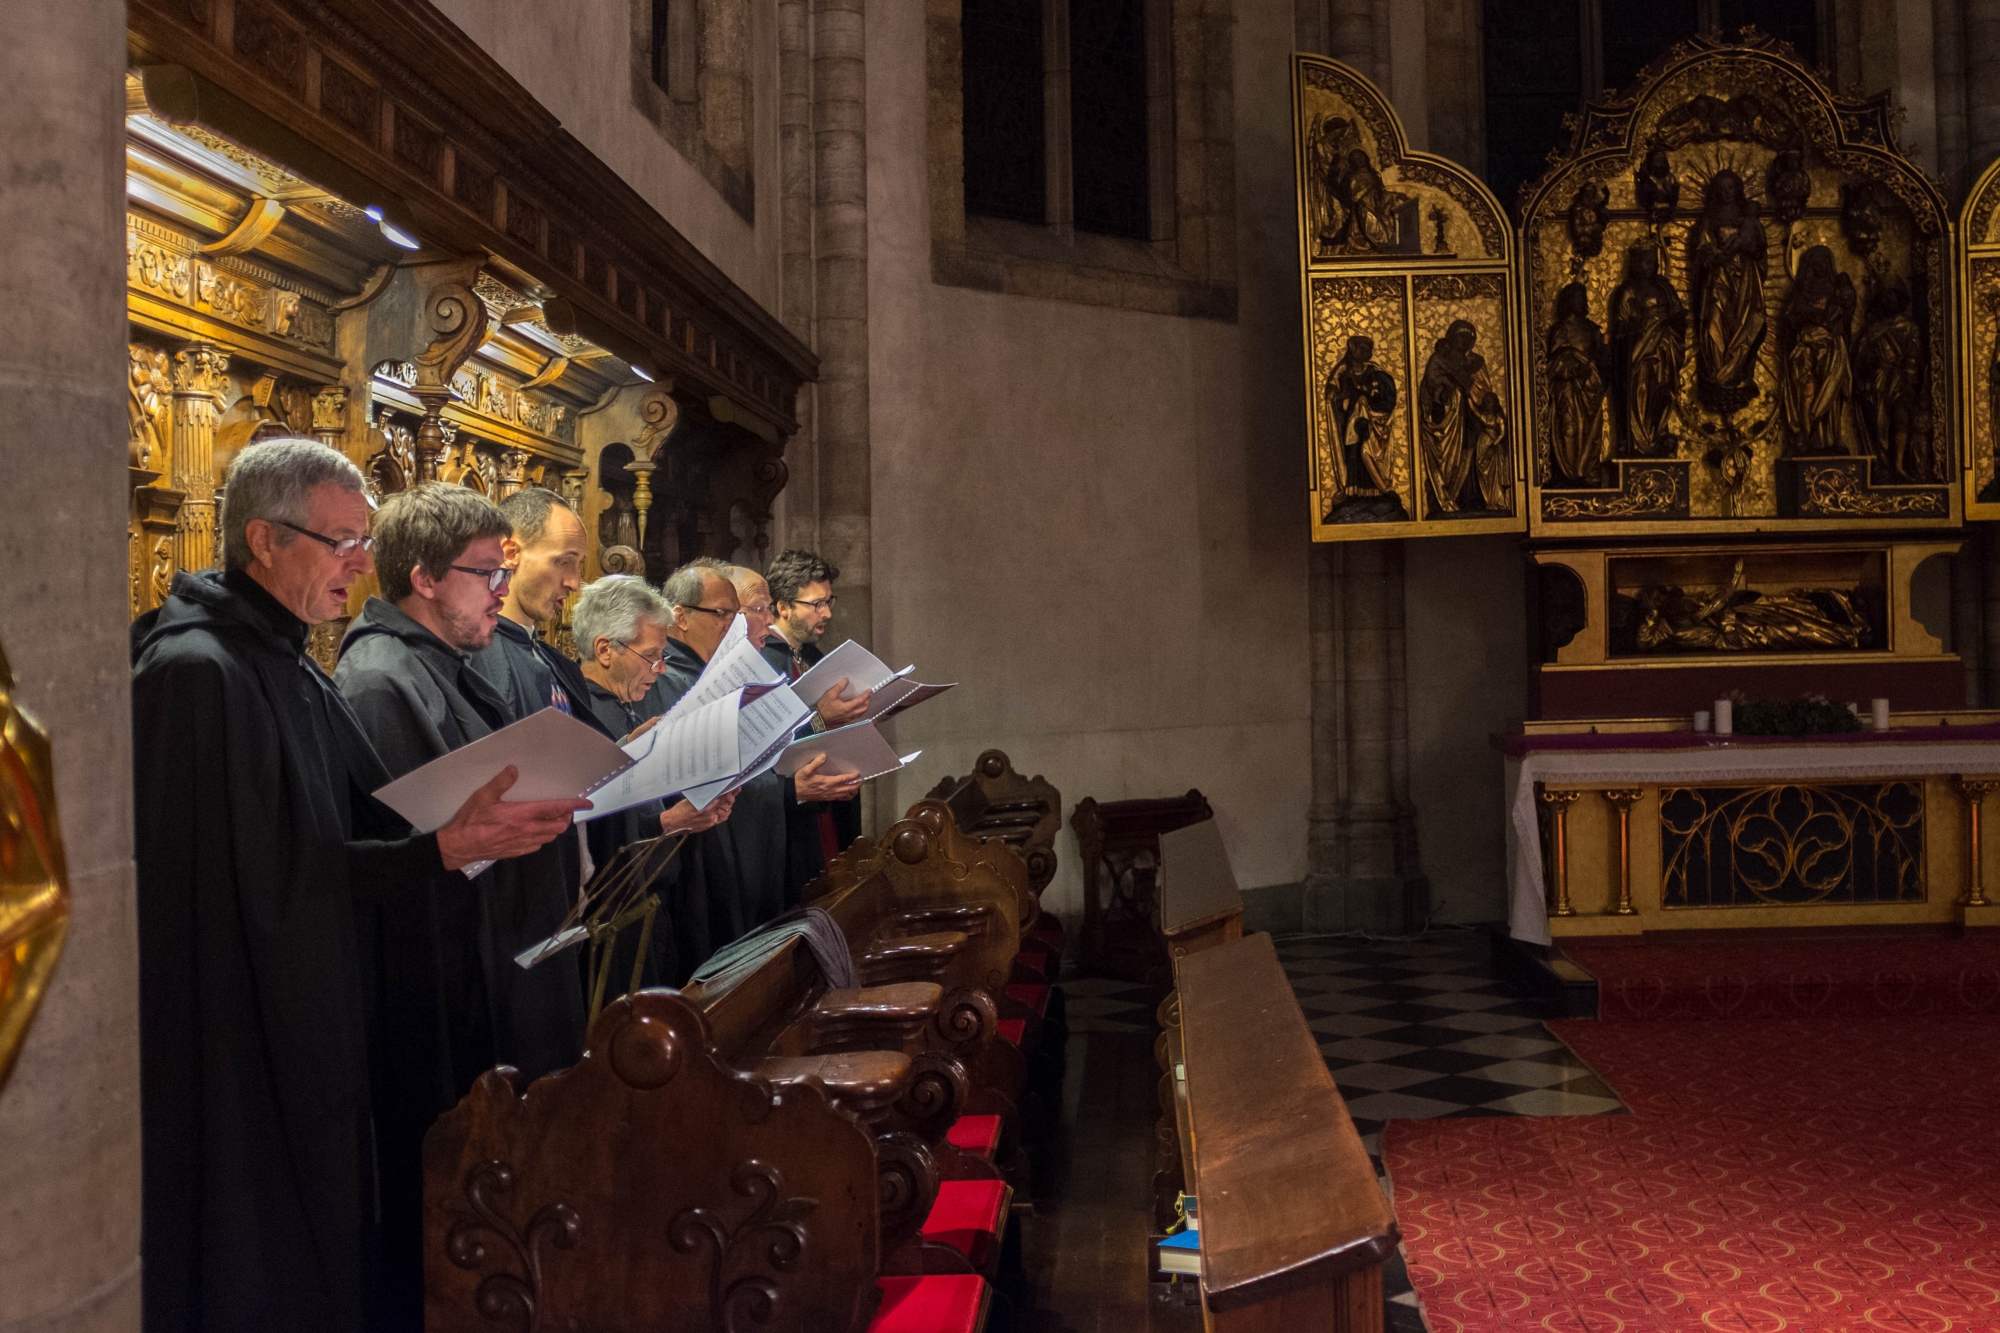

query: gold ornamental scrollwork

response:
[1659,782,1924,909]
[1542,465,1684,520]
[0,638,70,1091]
[1800,465,1949,518]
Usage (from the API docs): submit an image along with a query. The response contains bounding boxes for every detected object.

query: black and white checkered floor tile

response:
[1275,928,1626,1333]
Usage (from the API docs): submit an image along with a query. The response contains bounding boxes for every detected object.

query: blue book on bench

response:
[1157,1228,1200,1276]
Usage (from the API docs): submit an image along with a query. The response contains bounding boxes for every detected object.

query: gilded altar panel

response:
[1518,32,1955,537]
[1293,54,1524,542]
[1958,163,2000,515]
[1659,781,1926,908]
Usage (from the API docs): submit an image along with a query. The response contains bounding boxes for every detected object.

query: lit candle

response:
[1872,697,1890,731]
[1714,699,1733,735]
[1693,710,1711,733]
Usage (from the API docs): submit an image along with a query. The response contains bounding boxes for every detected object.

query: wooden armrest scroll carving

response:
[756,1051,914,1118]
[856,931,968,985]
[809,983,943,1051]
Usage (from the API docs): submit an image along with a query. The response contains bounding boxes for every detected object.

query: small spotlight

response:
[630,365,654,382]
[364,206,421,251]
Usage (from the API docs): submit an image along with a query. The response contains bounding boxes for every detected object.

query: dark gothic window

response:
[1484,0,1582,218]
[1070,0,1150,238]
[1483,0,1821,219]
[962,0,1046,224]
[650,0,671,93]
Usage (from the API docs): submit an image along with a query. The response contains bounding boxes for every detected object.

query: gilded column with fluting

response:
[170,343,228,574]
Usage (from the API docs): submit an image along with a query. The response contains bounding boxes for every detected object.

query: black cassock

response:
[762,632,856,889]
[132,569,447,1333]
[334,597,587,1082]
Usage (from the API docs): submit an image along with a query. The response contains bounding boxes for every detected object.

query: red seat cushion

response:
[997,1018,1027,1047]
[1004,983,1048,1016]
[871,1275,989,1333]
[946,1114,1003,1159]
[1011,952,1047,979]
[922,1179,1010,1269]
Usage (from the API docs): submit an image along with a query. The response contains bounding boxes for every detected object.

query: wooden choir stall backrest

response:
[423,990,882,1333]
[1157,818,1243,961]
[1169,933,1396,1330]
[1072,790,1214,984]
[926,750,1063,901]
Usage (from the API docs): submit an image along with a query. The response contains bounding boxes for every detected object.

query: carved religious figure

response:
[1608,245,1686,457]
[128,345,171,470]
[0,635,69,1091]
[1633,559,1871,652]
[1779,245,1857,456]
[1335,150,1404,253]
[1324,335,1398,497]
[1768,149,1811,225]
[1687,169,1768,415]
[1567,181,1610,260]
[1418,320,1510,514]
[1851,278,1929,480]
[1635,144,1679,227]
[1841,181,1887,260]
[1306,113,1411,257]
[1543,283,1609,486]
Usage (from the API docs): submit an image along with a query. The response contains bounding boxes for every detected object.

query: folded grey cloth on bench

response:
[689,906,859,999]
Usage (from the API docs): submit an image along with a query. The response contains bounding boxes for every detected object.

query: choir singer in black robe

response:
[132,440,589,1333]
[335,484,588,1083]
[763,548,871,857]
[570,572,735,983]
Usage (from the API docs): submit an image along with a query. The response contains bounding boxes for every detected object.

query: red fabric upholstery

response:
[1011,952,1047,980]
[922,1179,1010,1269]
[870,1275,989,1333]
[996,1018,1027,1047]
[945,1114,1003,1159]
[1004,983,1048,1016]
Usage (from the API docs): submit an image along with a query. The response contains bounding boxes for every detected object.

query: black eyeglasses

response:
[681,605,737,619]
[449,564,513,592]
[615,640,666,671]
[277,519,374,558]
[789,595,837,612]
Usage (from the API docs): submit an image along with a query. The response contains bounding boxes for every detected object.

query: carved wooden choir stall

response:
[1295,33,2000,946]
[121,0,814,663]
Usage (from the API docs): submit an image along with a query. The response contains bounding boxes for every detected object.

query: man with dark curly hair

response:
[761,548,865,855]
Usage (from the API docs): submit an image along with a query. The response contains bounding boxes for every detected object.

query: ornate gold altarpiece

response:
[1296,33,2000,938]
[121,0,816,664]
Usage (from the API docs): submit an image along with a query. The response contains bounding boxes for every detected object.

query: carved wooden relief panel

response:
[1958,155,2000,517]
[1294,54,1526,541]
[1518,31,1954,537]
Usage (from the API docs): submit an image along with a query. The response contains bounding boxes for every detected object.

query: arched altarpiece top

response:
[1293,54,1525,541]
[1297,32,1970,543]
[1957,156,2000,516]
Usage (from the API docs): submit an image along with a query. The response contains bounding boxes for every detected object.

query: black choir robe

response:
[763,632,858,886]
[133,569,447,1333]
[334,598,587,1082]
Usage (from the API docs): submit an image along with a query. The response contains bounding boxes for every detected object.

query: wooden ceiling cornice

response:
[127,0,816,440]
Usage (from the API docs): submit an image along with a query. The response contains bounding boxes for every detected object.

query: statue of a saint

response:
[1567,181,1610,260]
[1852,279,1929,480]
[1336,150,1398,253]
[1633,559,1871,652]
[1635,144,1679,227]
[1687,169,1768,415]
[1325,335,1398,496]
[1779,245,1857,456]
[1544,283,1609,486]
[1418,320,1510,514]
[1609,245,1686,457]
[1306,115,1356,258]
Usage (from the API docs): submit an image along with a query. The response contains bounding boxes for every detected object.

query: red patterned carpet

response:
[1385,1014,2000,1332]
[1562,938,2000,1022]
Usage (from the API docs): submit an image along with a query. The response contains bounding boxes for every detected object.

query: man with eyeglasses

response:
[763,548,867,855]
[132,442,591,1333]
[336,483,590,1080]
[572,573,737,982]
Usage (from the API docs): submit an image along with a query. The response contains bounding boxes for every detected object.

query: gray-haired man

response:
[132,441,588,1333]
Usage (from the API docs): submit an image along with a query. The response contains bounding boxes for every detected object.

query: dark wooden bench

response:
[926,752,1064,973]
[1158,818,1243,962]
[1072,789,1213,984]
[423,990,993,1332]
[1157,933,1397,1330]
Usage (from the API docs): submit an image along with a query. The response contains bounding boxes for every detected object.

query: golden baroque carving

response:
[1542,466,1684,519]
[0,637,71,1091]
[128,344,171,469]
[1800,464,1949,517]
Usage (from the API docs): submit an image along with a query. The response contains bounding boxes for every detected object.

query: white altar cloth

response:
[1504,733,2000,945]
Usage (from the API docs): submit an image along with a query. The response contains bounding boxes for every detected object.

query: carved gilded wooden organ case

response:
[1296,34,1986,717]
[1292,54,1527,540]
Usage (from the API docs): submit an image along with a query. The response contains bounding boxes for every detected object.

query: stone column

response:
[1936,0,1970,197]
[1424,0,1484,175]
[1299,3,1426,934]
[1304,542,1427,933]
[1967,0,2000,171]
[776,0,817,554]
[0,0,142,1328]
[169,342,228,575]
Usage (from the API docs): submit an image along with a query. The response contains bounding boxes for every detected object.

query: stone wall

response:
[0,1,142,1329]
